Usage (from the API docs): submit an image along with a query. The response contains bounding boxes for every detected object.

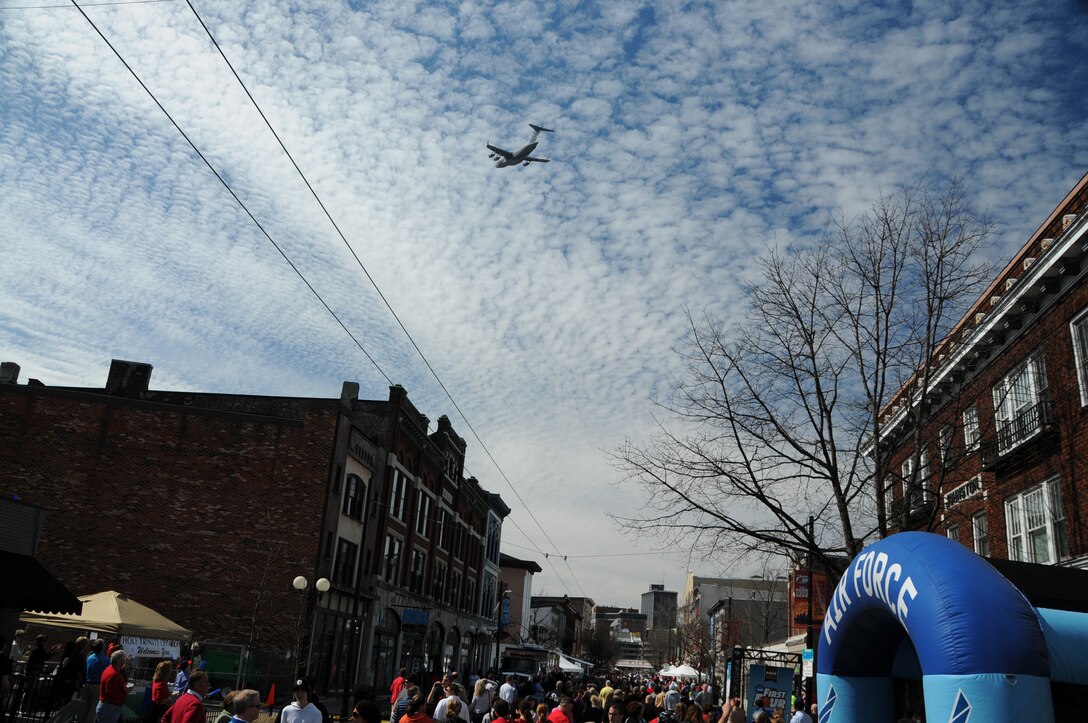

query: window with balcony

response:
[991,355,1048,455]
[333,538,358,586]
[343,473,364,519]
[1071,308,1088,405]
[389,470,407,521]
[1005,478,1068,564]
[972,511,989,556]
[383,534,403,583]
[963,405,980,452]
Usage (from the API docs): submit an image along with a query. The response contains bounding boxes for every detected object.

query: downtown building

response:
[0,359,508,703]
[879,172,1088,571]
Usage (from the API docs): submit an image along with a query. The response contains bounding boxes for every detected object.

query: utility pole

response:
[805,515,815,707]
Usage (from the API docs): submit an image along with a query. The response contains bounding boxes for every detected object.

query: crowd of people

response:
[386,670,818,723]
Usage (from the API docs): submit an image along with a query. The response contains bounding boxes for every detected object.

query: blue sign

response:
[501,597,511,625]
[403,608,429,626]
[747,664,793,719]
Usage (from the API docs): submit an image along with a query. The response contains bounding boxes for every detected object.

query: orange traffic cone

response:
[265,683,276,707]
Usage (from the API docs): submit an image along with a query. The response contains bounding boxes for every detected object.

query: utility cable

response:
[184,0,585,596]
[69,0,394,388]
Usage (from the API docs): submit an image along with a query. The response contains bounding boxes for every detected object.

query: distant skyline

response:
[2,0,1088,606]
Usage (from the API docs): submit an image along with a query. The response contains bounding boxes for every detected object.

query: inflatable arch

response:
[816,532,1088,722]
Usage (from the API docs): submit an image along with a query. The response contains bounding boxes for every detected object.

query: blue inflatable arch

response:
[816,532,1053,722]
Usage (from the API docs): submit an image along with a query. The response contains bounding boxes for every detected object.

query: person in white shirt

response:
[499,676,518,706]
[787,708,812,723]
[434,683,471,723]
[280,679,323,723]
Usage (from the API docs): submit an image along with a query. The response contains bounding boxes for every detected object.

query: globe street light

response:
[292,576,331,677]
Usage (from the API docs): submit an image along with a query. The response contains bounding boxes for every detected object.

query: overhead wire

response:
[181,0,585,597]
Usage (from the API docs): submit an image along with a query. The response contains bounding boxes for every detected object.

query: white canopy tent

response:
[660,664,701,679]
[556,654,583,674]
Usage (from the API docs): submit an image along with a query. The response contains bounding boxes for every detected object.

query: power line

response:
[68,1,395,388]
[182,0,586,596]
[3,0,174,9]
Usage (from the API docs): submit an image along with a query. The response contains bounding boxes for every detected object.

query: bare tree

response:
[613,180,994,572]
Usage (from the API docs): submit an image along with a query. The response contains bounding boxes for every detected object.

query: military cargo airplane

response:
[487,124,554,168]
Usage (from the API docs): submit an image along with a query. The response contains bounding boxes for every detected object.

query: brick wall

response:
[1,383,339,647]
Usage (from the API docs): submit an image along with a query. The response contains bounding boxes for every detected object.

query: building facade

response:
[880,172,1088,573]
[0,360,507,703]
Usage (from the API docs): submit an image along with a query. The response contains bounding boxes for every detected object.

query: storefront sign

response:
[944,476,982,508]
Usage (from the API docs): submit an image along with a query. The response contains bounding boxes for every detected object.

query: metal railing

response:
[981,399,1055,467]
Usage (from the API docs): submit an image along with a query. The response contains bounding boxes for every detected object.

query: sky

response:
[2,0,1088,609]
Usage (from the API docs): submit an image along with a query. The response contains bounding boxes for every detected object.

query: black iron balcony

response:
[980,399,1056,469]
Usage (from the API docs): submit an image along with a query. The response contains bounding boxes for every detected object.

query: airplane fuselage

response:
[495,141,538,168]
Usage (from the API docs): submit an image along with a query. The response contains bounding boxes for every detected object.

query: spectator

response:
[434,683,470,723]
[215,692,238,723]
[165,671,211,723]
[175,660,191,694]
[280,679,323,723]
[231,690,263,723]
[146,661,174,723]
[96,650,128,723]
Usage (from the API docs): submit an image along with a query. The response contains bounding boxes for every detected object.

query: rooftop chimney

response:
[0,361,19,384]
[105,359,153,398]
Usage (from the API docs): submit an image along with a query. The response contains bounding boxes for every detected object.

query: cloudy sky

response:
[3,0,1088,608]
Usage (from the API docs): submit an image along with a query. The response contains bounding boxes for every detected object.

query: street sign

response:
[802,648,814,678]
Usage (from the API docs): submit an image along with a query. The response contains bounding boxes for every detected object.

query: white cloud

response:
[1,0,1087,606]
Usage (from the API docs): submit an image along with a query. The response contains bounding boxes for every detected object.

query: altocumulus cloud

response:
[1,0,1087,602]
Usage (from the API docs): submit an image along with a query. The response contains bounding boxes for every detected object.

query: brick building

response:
[0,359,508,704]
[880,171,1088,571]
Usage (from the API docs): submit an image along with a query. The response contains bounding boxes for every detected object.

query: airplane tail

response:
[529,124,555,133]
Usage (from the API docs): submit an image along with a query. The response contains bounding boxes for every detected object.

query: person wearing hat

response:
[280,679,322,723]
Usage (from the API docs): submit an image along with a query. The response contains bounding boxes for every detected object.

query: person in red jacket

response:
[547,699,573,723]
[391,668,409,706]
[164,671,211,723]
[97,651,129,723]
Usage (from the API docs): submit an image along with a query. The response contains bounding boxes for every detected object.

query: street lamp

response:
[495,588,510,671]
[292,576,331,677]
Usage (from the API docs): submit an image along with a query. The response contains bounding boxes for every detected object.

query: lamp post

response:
[495,587,510,671]
[292,575,331,678]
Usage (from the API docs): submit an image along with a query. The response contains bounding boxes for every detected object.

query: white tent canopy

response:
[661,664,700,679]
[556,654,582,673]
[19,590,191,640]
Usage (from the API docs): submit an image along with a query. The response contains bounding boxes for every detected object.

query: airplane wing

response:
[487,144,514,161]
[523,157,550,163]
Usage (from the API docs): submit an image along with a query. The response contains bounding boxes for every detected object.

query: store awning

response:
[0,550,82,614]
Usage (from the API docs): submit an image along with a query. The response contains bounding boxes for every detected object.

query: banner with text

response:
[120,637,180,660]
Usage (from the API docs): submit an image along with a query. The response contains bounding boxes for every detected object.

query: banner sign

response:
[501,597,511,625]
[747,664,793,718]
[120,637,180,660]
[790,569,831,636]
[402,608,429,626]
[802,649,814,679]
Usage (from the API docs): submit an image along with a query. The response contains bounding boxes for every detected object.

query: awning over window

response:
[1,550,82,614]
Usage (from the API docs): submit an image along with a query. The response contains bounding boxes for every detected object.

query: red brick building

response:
[0,359,508,703]
[880,171,1088,571]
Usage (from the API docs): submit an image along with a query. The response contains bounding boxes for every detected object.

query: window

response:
[324,531,333,560]
[333,538,358,586]
[486,517,501,564]
[1071,308,1088,405]
[972,512,989,556]
[450,571,462,607]
[883,477,896,517]
[466,578,476,614]
[434,560,447,602]
[946,525,960,544]
[962,405,980,452]
[992,355,1048,454]
[389,470,407,520]
[901,452,930,510]
[939,425,953,466]
[343,473,364,519]
[383,534,403,583]
[415,494,432,537]
[437,508,451,550]
[1006,478,1068,564]
[409,549,427,594]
